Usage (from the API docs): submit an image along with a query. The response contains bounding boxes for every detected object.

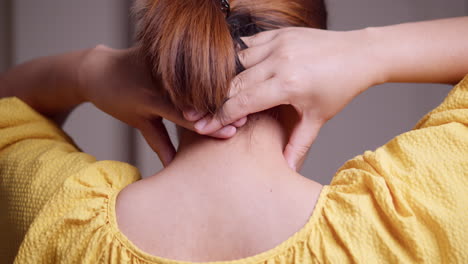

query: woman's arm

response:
[187,16,468,170]
[0,49,88,123]
[0,46,236,165]
[371,17,468,85]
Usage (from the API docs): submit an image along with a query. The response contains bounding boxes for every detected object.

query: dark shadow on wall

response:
[0,0,13,72]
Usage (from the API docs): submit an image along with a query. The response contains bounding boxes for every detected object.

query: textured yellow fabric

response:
[0,76,467,264]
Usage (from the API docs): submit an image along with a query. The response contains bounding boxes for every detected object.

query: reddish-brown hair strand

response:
[133,0,327,114]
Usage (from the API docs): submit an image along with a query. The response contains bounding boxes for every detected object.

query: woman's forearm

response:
[370,16,468,85]
[0,49,91,121]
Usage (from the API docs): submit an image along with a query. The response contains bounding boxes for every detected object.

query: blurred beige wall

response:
[7,0,136,164]
[1,0,467,184]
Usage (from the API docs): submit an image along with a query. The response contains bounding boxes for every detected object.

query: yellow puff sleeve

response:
[0,98,140,263]
[309,76,468,263]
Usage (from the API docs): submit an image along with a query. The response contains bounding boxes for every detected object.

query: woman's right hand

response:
[187,27,385,170]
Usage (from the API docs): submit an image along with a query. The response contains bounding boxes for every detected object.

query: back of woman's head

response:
[133,0,327,114]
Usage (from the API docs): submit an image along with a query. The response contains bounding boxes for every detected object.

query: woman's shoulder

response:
[415,74,468,129]
[14,160,142,263]
[313,153,467,263]
[328,76,467,194]
[310,76,468,263]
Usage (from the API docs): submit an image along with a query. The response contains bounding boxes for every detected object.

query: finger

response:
[237,44,274,69]
[232,117,248,128]
[195,78,286,134]
[283,116,321,171]
[241,29,282,47]
[140,118,176,167]
[183,109,207,122]
[153,101,204,133]
[163,107,237,139]
[229,60,274,97]
[148,96,238,139]
[208,125,237,139]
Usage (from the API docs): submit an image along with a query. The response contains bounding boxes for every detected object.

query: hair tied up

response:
[134,0,327,114]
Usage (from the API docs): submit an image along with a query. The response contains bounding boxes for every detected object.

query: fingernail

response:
[217,126,236,138]
[225,126,236,137]
[195,118,208,131]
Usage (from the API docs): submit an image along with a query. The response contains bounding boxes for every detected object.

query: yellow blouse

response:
[1,76,467,264]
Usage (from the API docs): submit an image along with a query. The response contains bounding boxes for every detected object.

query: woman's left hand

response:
[79,45,238,166]
[184,28,384,170]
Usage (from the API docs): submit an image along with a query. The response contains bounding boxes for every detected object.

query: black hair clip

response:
[220,0,230,18]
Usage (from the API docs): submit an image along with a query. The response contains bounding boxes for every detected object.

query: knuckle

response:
[195,127,210,135]
[218,115,231,127]
[232,75,242,89]
[277,48,294,63]
[218,96,249,127]
[296,148,310,157]
[217,108,234,127]
[236,93,250,108]
[221,94,249,125]
[280,74,301,94]
[249,32,260,42]
[238,50,247,64]
[292,143,311,156]
[252,30,268,41]
[230,75,244,94]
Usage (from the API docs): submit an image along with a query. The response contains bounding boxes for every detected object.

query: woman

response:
[0,0,466,263]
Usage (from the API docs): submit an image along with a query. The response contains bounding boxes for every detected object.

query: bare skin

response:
[1,16,467,263]
[0,46,321,261]
[188,17,468,170]
[0,46,239,166]
[116,114,323,261]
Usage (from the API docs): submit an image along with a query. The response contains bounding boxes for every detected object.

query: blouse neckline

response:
[107,184,330,264]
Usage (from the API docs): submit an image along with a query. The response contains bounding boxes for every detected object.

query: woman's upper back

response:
[1,76,467,263]
[115,171,322,262]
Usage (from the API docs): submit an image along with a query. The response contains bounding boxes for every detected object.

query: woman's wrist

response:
[358,27,391,88]
[338,27,389,97]
[362,17,468,85]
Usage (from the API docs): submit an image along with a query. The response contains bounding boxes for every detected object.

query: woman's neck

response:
[160,115,295,183]
[117,116,323,261]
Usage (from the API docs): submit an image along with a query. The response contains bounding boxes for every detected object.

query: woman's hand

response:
[186,28,385,170]
[188,17,468,171]
[79,45,238,166]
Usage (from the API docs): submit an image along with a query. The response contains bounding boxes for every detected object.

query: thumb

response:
[140,118,176,167]
[283,116,322,171]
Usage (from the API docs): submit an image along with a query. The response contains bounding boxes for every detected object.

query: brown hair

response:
[133,0,327,114]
